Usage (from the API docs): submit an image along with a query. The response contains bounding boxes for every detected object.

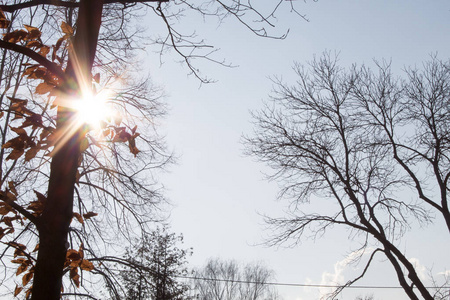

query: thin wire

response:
[177,275,450,290]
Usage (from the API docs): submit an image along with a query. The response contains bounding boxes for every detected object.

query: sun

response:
[73,90,113,130]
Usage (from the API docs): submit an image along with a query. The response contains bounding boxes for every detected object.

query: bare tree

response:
[355,296,374,300]
[192,258,280,300]
[245,53,449,300]
[0,0,308,299]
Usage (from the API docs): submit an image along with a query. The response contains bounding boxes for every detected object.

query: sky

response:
[141,1,450,299]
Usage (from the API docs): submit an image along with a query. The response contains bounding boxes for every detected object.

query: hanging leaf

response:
[23,25,41,40]
[66,249,81,261]
[70,269,80,288]
[25,147,39,162]
[20,114,43,130]
[102,128,112,138]
[3,29,27,43]
[35,82,54,95]
[26,67,47,80]
[112,127,131,143]
[16,263,28,276]
[8,181,17,196]
[128,137,140,157]
[22,65,39,77]
[83,212,98,220]
[69,266,81,286]
[3,227,14,236]
[4,191,16,202]
[8,241,24,250]
[53,37,67,61]
[9,97,28,113]
[39,126,53,141]
[12,243,26,257]
[70,260,79,268]
[22,271,33,286]
[131,125,138,134]
[93,73,100,84]
[80,259,94,271]
[33,190,46,203]
[10,126,27,136]
[60,22,74,36]
[13,285,22,297]
[0,204,12,215]
[0,19,9,29]
[25,287,32,299]
[11,258,27,265]
[3,137,24,152]
[2,215,18,226]
[27,201,44,216]
[0,9,10,29]
[38,45,50,57]
[26,40,41,48]
[28,191,46,216]
[72,212,84,224]
[6,148,24,160]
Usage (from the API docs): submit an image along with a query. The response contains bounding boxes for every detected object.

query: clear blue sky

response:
[143,1,450,299]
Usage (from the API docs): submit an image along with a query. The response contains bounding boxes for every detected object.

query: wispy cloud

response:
[408,258,427,281]
[317,248,370,298]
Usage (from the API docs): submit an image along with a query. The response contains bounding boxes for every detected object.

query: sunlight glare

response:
[74,90,113,130]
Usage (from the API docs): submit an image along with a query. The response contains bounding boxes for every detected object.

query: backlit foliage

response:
[0,6,167,298]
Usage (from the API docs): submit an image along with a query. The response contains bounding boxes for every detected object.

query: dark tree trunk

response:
[31,1,104,299]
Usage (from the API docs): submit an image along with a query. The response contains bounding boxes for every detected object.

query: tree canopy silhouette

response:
[246,53,449,300]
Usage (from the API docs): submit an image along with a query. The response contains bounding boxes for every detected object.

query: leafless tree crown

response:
[245,53,449,300]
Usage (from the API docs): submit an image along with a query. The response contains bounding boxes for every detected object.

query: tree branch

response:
[0,0,168,13]
[0,40,66,80]
[0,196,38,225]
[60,293,97,300]
[328,248,383,300]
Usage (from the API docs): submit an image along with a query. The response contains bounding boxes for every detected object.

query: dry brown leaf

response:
[66,249,81,261]
[83,212,98,220]
[60,22,73,36]
[73,212,84,224]
[35,82,54,95]
[14,285,22,297]
[16,263,28,276]
[80,259,94,271]
[25,147,39,162]
[6,149,24,160]
[22,271,33,286]
[8,181,17,196]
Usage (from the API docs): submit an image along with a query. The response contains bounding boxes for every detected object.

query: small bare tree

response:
[245,53,449,300]
[355,296,374,300]
[192,258,280,300]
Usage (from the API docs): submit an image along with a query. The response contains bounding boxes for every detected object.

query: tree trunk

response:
[31,1,103,299]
